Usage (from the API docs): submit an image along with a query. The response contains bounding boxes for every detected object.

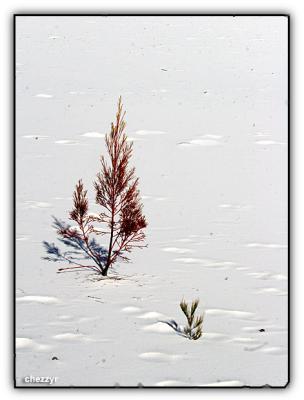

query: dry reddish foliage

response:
[48,97,147,276]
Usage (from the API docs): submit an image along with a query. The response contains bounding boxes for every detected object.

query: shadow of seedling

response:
[162,299,204,340]
[42,217,108,274]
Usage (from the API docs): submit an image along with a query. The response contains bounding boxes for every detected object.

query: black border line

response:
[13,13,290,390]
[14,13,289,16]
[13,13,17,391]
[287,12,291,388]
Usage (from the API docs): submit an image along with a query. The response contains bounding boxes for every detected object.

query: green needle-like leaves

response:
[179,298,204,340]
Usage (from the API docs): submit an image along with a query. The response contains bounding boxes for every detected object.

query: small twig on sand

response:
[87,295,104,303]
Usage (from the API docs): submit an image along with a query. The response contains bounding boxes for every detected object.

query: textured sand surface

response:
[15,16,288,387]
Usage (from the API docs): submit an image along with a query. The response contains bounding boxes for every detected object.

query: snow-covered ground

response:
[15,16,288,387]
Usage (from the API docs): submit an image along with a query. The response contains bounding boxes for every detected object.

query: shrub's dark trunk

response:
[103,208,114,276]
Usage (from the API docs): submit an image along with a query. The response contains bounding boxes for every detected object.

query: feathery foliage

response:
[43,97,147,276]
[179,298,204,340]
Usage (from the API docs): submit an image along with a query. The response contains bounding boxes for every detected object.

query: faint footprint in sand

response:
[175,238,196,243]
[162,247,194,254]
[16,295,60,304]
[52,332,109,343]
[16,337,52,351]
[139,352,184,362]
[247,272,287,281]
[134,130,167,136]
[23,201,52,209]
[53,333,86,341]
[35,93,53,98]
[172,257,206,264]
[230,337,263,346]
[16,235,30,241]
[254,287,287,296]
[245,242,287,249]
[243,342,268,352]
[236,266,252,271]
[205,308,265,322]
[260,346,287,356]
[142,322,175,334]
[137,312,165,320]
[218,204,250,210]
[243,342,287,355]
[255,140,286,146]
[120,306,142,314]
[55,140,79,145]
[48,315,100,327]
[253,132,272,137]
[178,135,223,148]
[80,132,105,138]
[173,257,236,269]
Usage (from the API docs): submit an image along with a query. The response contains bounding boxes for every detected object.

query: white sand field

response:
[15,16,288,387]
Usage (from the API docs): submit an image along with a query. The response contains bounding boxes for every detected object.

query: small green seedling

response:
[180,298,204,340]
